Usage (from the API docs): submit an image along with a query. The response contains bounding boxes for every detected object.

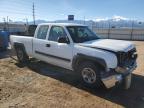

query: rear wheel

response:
[78,61,102,88]
[16,47,29,63]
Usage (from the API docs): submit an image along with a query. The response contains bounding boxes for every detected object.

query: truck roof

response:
[39,23,86,26]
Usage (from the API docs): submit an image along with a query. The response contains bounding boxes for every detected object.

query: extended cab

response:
[10,23,137,89]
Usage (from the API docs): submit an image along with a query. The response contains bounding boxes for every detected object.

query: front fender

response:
[72,53,107,71]
[73,44,118,71]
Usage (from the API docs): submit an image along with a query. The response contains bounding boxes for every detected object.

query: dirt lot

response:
[0,41,144,108]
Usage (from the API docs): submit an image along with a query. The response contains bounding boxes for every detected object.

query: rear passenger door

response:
[33,25,51,61]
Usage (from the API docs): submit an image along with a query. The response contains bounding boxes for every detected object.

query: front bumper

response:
[101,62,137,89]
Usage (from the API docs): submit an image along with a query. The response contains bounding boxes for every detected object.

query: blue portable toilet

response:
[0,30,9,50]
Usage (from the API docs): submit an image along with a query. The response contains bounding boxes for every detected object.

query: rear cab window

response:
[36,25,49,39]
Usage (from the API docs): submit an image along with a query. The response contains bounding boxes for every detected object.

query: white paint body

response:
[10,23,135,71]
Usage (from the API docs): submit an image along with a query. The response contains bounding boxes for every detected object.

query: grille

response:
[117,48,137,66]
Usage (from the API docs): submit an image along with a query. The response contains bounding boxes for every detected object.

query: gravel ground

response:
[0,41,144,108]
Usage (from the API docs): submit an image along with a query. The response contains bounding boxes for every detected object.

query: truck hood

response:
[79,39,135,52]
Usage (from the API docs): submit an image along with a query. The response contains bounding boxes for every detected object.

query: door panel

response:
[33,25,53,63]
[47,41,73,69]
[33,25,73,70]
[47,26,73,69]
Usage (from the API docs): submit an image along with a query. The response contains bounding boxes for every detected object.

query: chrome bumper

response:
[101,62,137,89]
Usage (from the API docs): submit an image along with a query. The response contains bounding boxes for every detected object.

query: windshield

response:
[67,26,99,43]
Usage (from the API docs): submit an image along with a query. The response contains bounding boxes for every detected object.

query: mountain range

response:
[29,17,144,28]
[2,16,144,28]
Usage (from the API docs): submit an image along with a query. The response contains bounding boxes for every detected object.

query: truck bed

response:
[10,35,33,56]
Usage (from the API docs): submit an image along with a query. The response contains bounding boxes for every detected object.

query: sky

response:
[0,0,144,22]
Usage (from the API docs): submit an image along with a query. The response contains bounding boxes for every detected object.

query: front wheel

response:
[78,61,102,88]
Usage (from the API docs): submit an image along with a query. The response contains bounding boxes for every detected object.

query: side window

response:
[37,26,49,39]
[48,26,67,42]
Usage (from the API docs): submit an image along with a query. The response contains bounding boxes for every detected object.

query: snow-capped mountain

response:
[2,15,143,28]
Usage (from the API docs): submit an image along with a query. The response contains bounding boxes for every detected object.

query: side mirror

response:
[57,37,70,44]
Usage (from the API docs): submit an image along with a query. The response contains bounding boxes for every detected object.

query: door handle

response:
[46,44,50,47]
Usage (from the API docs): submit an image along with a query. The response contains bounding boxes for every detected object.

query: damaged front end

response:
[101,48,137,89]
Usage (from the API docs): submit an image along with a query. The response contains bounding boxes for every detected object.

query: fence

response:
[92,28,144,41]
[0,23,26,33]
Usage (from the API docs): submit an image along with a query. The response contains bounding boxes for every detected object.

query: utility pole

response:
[131,20,134,40]
[33,2,35,25]
[7,16,9,31]
[108,21,111,39]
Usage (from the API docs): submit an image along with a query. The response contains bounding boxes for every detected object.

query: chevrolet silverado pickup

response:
[10,23,137,89]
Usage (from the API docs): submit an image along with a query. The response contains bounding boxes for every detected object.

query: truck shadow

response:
[16,60,144,108]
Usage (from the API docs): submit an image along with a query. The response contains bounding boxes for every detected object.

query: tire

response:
[77,61,102,88]
[15,47,29,63]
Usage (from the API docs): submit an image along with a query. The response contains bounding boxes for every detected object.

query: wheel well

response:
[74,58,105,72]
[14,43,28,56]
[14,43,24,49]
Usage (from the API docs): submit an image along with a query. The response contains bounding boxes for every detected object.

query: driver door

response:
[47,26,73,69]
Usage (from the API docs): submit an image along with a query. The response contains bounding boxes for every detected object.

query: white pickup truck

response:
[10,23,137,89]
